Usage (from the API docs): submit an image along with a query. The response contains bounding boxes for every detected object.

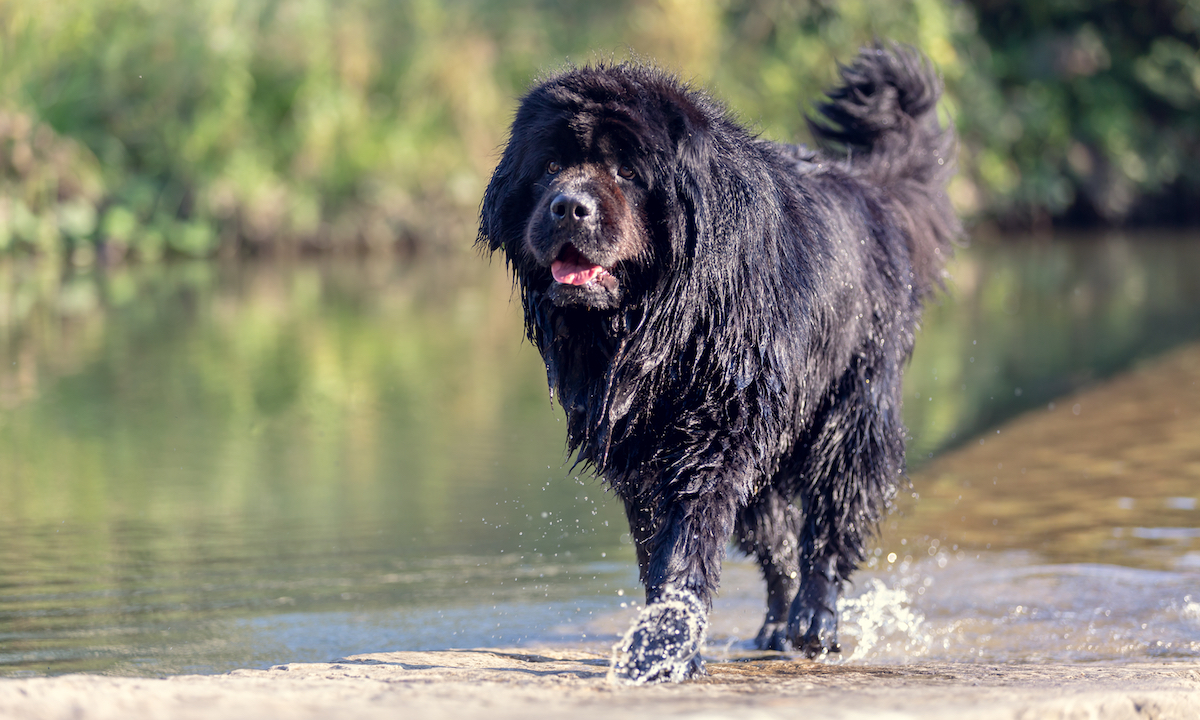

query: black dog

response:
[478,43,958,683]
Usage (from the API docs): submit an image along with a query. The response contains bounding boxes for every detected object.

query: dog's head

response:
[479,64,723,312]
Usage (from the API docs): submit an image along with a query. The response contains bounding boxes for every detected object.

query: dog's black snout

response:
[549,193,596,224]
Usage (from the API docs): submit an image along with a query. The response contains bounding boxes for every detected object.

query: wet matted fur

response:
[478,43,959,683]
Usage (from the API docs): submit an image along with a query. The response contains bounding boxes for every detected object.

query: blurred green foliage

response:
[0,0,1197,259]
[958,0,1200,227]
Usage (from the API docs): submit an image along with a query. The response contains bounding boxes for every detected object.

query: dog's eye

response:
[546,160,561,175]
[618,164,636,180]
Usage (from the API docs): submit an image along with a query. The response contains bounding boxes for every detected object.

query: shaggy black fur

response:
[479,43,959,683]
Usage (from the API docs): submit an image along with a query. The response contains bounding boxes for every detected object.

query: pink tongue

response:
[551,258,606,286]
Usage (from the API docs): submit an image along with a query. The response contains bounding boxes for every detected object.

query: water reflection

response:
[1,232,1199,676]
[899,342,1200,569]
[698,339,1199,665]
[1,256,633,674]
[905,231,1200,463]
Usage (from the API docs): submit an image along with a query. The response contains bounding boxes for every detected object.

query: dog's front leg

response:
[610,488,738,684]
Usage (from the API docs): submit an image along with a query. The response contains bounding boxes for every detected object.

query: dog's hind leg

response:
[789,543,845,657]
[789,356,905,657]
[735,489,802,651]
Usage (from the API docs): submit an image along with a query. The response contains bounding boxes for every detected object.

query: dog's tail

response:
[808,42,960,295]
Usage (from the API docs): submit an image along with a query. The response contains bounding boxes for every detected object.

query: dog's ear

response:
[478,147,519,257]
[668,100,715,188]
[663,99,735,267]
[660,93,779,316]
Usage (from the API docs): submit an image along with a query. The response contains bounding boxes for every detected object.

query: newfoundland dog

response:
[478,43,959,683]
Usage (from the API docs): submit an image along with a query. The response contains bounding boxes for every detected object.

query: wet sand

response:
[3,345,1198,719]
[2,649,1198,719]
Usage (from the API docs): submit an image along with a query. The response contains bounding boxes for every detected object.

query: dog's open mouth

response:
[551,244,613,286]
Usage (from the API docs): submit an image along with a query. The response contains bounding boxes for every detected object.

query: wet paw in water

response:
[754,620,791,652]
[787,561,844,657]
[609,588,708,684]
[789,596,842,658]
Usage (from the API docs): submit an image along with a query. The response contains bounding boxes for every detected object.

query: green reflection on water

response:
[1,256,633,674]
[2,231,1199,675]
[1,258,609,540]
[905,232,1200,464]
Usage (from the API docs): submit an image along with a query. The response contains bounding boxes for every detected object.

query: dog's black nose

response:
[549,193,595,224]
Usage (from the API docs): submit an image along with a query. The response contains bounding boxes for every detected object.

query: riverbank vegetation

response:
[1,0,1197,259]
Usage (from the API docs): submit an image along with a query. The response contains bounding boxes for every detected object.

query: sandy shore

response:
[2,649,1199,720]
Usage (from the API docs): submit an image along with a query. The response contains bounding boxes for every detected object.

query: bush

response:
[955,0,1200,228]
[0,0,1196,259]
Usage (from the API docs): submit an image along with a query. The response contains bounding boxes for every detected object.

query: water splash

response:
[835,578,928,662]
[609,587,707,684]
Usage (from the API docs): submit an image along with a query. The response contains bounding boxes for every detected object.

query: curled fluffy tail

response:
[809,42,960,295]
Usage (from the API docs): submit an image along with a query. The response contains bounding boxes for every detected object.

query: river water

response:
[1,232,1198,676]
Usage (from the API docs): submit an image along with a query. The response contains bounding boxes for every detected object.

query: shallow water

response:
[704,553,1200,665]
[597,337,1200,665]
[2,232,1199,676]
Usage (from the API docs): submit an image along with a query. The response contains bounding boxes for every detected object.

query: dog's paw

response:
[609,588,708,684]
[753,620,791,652]
[788,594,842,658]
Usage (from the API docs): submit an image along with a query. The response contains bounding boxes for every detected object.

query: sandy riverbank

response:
[2,649,1199,720]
